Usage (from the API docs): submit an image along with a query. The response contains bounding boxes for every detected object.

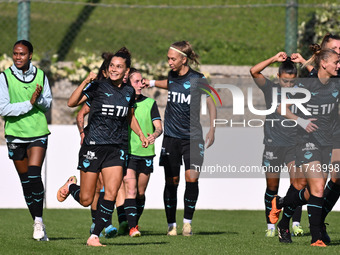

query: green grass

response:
[1,209,340,254]
[0,0,338,65]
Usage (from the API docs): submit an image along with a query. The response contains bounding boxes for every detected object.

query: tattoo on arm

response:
[153,128,162,138]
[77,118,84,133]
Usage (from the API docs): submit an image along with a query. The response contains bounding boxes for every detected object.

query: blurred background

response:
[0,0,339,142]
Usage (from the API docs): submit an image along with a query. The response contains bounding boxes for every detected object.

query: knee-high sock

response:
[93,199,114,236]
[292,206,302,223]
[321,180,340,223]
[184,182,199,220]
[124,198,138,229]
[163,183,178,224]
[28,166,44,218]
[69,184,80,203]
[308,195,324,243]
[97,191,112,227]
[136,195,146,224]
[116,205,127,224]
[19,172,34,220]
[264,188,277,224]
[278,186,306,229]
[277,185,307,209]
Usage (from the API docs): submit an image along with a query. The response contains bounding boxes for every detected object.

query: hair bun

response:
[309,44,321,54]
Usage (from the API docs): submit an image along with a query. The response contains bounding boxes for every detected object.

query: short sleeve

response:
[150,101,161,121]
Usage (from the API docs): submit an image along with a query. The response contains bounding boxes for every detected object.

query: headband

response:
[170,46,187,57]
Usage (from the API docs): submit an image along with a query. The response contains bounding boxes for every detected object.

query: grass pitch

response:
[1,209,340,254]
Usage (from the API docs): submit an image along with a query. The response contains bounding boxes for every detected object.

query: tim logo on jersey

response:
[101,104,129,117]
[167,78,222,107]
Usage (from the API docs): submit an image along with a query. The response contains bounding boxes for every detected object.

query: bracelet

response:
[149,80,156,87]
[80,131,84,134]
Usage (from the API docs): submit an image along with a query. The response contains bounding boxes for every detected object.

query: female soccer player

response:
[273,47,340,247]
[0,40,52,241]
[149,41,216,236]
[250,52,303,238]
[57,47,148,246]
[279,34,340,243]
[75,52,119,238]
[123,68,162,237]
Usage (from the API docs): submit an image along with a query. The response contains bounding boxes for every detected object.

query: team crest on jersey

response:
[126,95,131,102]
[183,81,191,89]
[332,90,339,98]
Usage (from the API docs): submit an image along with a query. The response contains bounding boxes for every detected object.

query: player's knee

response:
[137,193,145,200]
[126,187,137,198]
[79,194,93,207]
[165,177,179,185]
[28,166,42,183]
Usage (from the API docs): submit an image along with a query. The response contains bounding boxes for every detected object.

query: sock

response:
[91,209,96,224]
[183,218,192,224]
[279,205,296,229]
[267,223,275,230]
[168,223,176,228]
[292,221,300,228]
[69,184,80,203]
[97,192,112,228]
[117,205,127,224]
[163,183,178,224]
[136,195,146,224]
[124,198,138,229]
[292,206,302,223]
[28,166,44,218]
[278,185,307,209]
[307,195,324,243]
[321,180,340,223]
[93,199,114,236]
[184,182,199,220]
[18,172,34,220]
[34,217,43,224]
[264,188,277,223]
[297,189,308,205]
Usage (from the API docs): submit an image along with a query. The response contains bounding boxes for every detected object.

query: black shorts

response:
[159,136,204,177]
[262,145,296,172]
[333,135,340,150]
[77,144,127,173]
[296,142,332,166]
[7,138,48,160]
[127,155,154,175]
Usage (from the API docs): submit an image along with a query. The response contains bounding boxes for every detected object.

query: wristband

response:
[149,80,156,87]
[296,117,310,130]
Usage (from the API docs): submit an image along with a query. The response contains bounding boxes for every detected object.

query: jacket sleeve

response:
[0,72,33,116]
